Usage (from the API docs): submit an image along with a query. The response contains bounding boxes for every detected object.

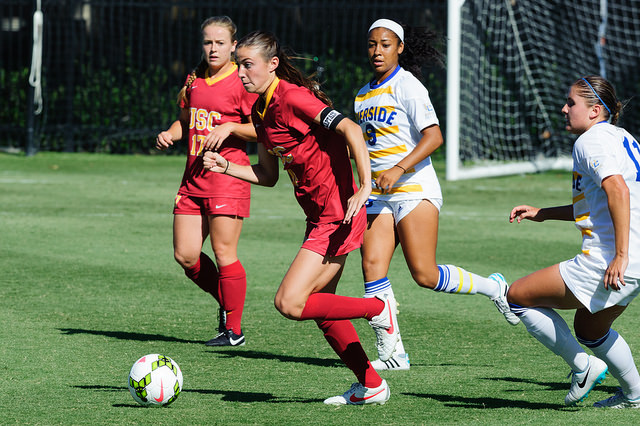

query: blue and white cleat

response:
[565,355,608,405]
[489,273,520,325]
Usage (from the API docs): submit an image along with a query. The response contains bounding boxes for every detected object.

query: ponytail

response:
[237,30,333,107]
[398,24,444,80]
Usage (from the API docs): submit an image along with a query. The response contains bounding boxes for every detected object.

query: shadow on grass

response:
[58,328,203,344]
[208,349,343,368]
[188,388,322,404]
[58,328,341,368]
[74,385,126,392]
[484,376,620,395]
[405,392,573,410]
[74,385,323,406]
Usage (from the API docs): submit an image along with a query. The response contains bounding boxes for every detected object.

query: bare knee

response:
[211,240,238,266]
[411,269,439,289]
[506,280,526,305]
[174,250,199,270]
[361,255,389,282]
[273,292,303,320]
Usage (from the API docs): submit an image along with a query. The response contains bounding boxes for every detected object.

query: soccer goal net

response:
[446,0,640,180]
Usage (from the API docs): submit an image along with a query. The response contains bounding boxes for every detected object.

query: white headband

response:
[368,19,404,42]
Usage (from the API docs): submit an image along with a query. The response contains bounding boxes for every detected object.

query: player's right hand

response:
[202,151,228,173]
[509,205,543,223]
[155,131,174,150]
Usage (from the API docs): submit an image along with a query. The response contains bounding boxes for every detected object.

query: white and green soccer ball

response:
[128,354,183,407]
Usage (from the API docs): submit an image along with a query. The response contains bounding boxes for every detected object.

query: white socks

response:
[579,329,640,400]
[519,307,589,372]
[434,264,499,298]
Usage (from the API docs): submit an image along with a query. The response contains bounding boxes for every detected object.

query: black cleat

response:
[205,329,245,346]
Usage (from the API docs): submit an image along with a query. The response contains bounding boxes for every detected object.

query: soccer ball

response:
[128,354,183,407]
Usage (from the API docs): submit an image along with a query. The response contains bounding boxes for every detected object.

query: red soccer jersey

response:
[252,79,359,224]
[179,65,258,198]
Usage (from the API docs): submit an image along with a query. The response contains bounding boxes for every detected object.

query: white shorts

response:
[365,197,443,225]
[559,253,640,313]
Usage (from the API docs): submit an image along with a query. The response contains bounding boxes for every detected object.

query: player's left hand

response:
[603,254,628,291]
[374,166,403,194]
[203,123,233,151]
[343,185,371,224]
[202,151,228,174]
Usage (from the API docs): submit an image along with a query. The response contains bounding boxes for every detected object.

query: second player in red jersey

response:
[156,16,257,347]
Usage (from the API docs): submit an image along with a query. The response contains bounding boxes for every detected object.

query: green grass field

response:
[2,152,639,424]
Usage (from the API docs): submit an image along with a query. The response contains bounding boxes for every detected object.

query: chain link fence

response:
[1,0,446,154]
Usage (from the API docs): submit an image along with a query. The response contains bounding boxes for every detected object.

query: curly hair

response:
[397,23,444,80]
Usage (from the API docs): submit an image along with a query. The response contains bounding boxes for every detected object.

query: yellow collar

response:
[256,77,280,120]
[205,63,237,86]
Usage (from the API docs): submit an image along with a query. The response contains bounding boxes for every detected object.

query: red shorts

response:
[301,207,366,257]
[173,193,250,217]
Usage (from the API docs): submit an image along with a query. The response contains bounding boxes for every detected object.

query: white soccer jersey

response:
[572,122,640,277]
[354,66,442,201]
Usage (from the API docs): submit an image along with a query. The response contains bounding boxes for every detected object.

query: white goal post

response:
[445,0,638,180]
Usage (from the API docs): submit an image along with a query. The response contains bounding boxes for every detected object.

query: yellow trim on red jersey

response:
[257,77,280,120]
[205,63,237,86]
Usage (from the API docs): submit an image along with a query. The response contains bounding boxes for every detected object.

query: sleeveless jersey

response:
[354,66,442,201]
[572,122,640,277]
[178,64,258,198]
[252,79,360,224]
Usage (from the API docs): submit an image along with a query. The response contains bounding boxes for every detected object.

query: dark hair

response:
[398,24,444,80]
[236,30,333,107]
[573,75,623,125]
[369,21,444,80]
[177,16,237,105]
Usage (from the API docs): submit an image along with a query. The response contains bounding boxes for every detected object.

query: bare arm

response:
[314,112,372,223]
[202,119,258,151]
[509,204,574,223]
[601,174,630,290]
[202,142,279,187]
[156,108,189,150]
[375,124,442,194]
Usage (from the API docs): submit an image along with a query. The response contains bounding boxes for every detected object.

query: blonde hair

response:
[177,16,238,105]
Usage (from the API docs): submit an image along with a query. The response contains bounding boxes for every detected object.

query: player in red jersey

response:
[202,30,397,405]
[156,16,258,347]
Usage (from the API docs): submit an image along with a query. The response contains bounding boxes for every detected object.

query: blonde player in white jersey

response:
[356,19,519,371]
[508,75,640,408]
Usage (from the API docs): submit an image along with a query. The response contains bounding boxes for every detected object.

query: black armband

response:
[320,107,346,131]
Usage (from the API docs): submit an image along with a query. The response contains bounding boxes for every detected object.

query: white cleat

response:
[371,353,410,371]
[565,355,608,405]
[594,388,640,408]
[323,379,390,405]
[369,294,399,361]
[488,273,520,325]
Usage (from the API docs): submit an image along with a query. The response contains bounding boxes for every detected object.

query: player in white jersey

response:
[356,19,519,371]
[508,75,640,408]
